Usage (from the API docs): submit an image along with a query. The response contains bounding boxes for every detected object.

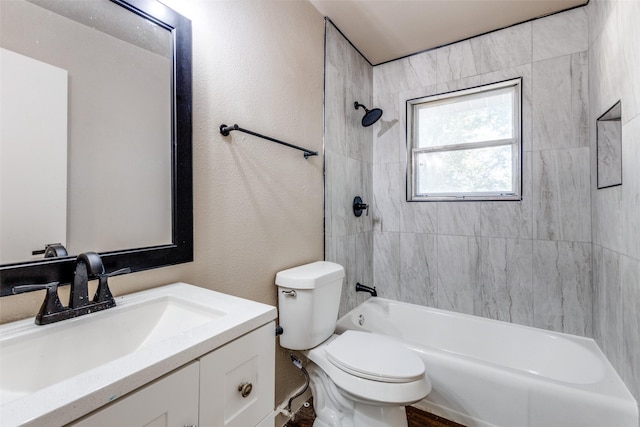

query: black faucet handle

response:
[93,267,130,306]
[99,267,131,278]
[12,281,60,295]
[13,282,65,325]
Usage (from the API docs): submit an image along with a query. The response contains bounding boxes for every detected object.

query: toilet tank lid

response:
[276,261,344,289]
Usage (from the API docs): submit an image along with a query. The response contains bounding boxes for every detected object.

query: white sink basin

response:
[0,283,276,427]
[1,296,222,402]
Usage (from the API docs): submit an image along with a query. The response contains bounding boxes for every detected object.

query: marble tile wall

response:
[323,21,374,316]
[323,3,640,410]
[588,0,640,413]
[371,7,592,337]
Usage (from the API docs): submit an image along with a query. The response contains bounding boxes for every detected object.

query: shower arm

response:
[219,124,318,159]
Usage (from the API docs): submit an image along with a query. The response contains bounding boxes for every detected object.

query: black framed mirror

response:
[0,0,192,295]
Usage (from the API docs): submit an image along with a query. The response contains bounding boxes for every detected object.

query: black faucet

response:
[355,282,377,297]
[70,252,104,309]
[12,252,129,325]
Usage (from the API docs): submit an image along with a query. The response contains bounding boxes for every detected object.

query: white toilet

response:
[276,261,431,427]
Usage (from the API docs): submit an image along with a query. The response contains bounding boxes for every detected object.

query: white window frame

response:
[406,78,522,202]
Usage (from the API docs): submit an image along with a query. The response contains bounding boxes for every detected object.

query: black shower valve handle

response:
[353,196,369,217]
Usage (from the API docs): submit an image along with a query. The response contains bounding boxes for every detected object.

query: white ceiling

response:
[309,0,587,65]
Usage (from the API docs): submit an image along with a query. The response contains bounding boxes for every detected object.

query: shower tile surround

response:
[324,22,374,316]
[324,1,640,418]
[589,0,640,405]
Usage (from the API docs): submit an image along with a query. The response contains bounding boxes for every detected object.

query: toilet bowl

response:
[305,332,431,426]
[276,262,431,427]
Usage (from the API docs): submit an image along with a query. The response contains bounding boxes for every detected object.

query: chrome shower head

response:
[354,102,383,127]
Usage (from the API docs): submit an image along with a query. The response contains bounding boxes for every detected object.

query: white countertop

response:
[0,283,277,427]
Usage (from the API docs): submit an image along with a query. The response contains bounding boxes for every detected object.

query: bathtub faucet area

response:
[355,282,377,297]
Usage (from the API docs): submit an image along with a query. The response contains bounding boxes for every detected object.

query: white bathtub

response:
[335,298,638,427]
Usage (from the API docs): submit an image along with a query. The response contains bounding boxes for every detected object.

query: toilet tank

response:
[276,261,344,350]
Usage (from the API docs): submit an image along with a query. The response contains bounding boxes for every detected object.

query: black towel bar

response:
[219,124,318,159]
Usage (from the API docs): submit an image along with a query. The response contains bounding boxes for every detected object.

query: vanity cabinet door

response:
[69,362,199,427]
[199,322,275,427]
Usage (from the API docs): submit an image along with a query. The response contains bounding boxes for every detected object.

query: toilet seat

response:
[304,333,431,406]
[325,331,425,383]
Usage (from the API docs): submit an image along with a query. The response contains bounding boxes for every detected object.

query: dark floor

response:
[284,398,465,427]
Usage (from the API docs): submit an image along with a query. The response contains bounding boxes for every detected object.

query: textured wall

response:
[371,8,593,337]
[323,21,375,317]
[588,0,640,411]
[0,0,325,410]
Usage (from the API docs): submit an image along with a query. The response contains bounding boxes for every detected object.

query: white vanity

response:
[0,283,277,427]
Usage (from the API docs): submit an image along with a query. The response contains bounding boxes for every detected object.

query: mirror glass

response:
[0,0,192,295]
[596,101,622,189]
[0,0,173,264]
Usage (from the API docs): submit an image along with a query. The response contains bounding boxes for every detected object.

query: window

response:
[406,78,522,201]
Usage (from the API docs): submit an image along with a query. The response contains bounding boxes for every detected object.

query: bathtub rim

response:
[335,297,636,398]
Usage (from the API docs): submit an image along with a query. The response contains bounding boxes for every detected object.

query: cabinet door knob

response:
[238,382,253,398]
